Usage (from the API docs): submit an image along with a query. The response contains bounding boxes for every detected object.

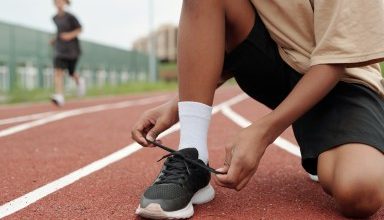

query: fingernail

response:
[140,138,147,144]
[146,135,154,141]
[216,168,225,173]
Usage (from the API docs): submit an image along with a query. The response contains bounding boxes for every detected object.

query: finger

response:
[146,120,166,141]
[131,120,153,146]
[231,161,256,191]
[214,145,234,187]
[215,172,239,189]
[235,170,255,191]
[131,129,147,146]
[224,144,234,166]
[215,159,243,189]
[147,139,163,148]
[216,166,229,174]
[213,166,230,186]
[214,166,229,178]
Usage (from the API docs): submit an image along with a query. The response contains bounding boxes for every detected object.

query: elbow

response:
[316,64,346,79]
[329,64,345,78]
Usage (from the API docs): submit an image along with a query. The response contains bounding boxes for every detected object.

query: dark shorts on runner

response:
[54,57,78,76]
[224,12,384,175]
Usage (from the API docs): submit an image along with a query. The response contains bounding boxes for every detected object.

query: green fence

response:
[0,21,150,92]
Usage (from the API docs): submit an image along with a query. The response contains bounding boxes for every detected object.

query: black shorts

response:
[224,12,384,175]
[54,57,78,76]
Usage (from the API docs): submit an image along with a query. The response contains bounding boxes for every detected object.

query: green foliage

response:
[2,81,177,104]
[86,81,178,96]
[4,88,53,104]
[159,62,178,81]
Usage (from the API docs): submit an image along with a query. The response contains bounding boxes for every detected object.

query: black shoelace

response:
[146,138,227,176]
[155,154,195,185]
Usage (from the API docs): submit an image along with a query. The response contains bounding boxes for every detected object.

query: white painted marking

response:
[0,96,170,138]
[221,106,320,183]
[0,112,55,126]
[0,93,248,218]
[221,105,301,157]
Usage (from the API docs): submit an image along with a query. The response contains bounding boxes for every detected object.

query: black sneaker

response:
[135,148,214,219]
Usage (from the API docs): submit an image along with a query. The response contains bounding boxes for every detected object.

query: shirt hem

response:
[310,51,384,67]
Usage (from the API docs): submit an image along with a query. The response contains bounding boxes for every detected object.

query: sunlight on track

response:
[0,94,248,219]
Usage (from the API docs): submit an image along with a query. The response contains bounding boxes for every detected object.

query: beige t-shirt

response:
[251,0,384,97]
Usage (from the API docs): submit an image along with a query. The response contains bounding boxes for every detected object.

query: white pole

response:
[148,0,157,82]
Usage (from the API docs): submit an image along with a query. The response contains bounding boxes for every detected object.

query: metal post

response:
[148,0,157,82]
[37,31,44,88]
[9,25,16,91]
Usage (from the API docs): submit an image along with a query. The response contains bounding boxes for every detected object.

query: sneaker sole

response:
[309,174,319,182]
[51,98,62,107]
[135,183,215,219]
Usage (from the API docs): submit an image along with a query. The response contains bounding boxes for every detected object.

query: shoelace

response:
[146,138,227,175]
[156,154,194,185]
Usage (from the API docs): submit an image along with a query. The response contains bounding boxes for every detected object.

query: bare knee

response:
[332,174,383,218]
[223,0,255,51]
[55,69,64,77]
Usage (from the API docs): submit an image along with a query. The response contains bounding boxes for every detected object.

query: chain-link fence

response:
[0,21,150,93]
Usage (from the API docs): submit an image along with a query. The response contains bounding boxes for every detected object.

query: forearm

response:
[265,64,345,139]
[67,28,82,39]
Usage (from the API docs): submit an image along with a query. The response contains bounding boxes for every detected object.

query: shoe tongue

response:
[177,148,199,160]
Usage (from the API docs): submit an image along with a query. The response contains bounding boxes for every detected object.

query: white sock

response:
[178,101,212,164]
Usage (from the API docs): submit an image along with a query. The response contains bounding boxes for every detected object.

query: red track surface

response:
[0,86,382,219]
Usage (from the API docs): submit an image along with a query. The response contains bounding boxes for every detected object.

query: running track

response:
[0,86,382,219]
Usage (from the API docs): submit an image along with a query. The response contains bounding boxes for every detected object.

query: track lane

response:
[227,95,383,219]
[231,98,298,145]
[5,113,361,220]
[0,95,171,138]
[0,91,174,120]
[1,86,382,219]
[0,87,243,218]
[0,104,159,205]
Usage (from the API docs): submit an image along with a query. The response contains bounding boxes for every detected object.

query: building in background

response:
[133,24,178,62]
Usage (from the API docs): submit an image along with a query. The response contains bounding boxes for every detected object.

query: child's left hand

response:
[214,118,277,191]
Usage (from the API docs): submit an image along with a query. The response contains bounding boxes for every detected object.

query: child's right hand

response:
[131,98,179,147]
[60,32,73,41]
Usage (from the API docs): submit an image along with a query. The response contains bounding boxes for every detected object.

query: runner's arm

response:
[60,28,82,41]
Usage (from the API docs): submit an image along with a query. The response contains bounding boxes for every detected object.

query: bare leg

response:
[71,73,80,85]
[136,3,257,218]
[318,144,384,218]
[177,0,255,105]
[54,68,64,95]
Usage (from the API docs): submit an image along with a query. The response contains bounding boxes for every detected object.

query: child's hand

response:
[131,98,179,147]
[60,32,73,41]
[215,119,276,191]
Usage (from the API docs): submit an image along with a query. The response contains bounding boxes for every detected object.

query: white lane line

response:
[221,105,301,157]
[0,93,248,219]
[221,106,320,182]
[0,112,55,126]
[0,95,170,138]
